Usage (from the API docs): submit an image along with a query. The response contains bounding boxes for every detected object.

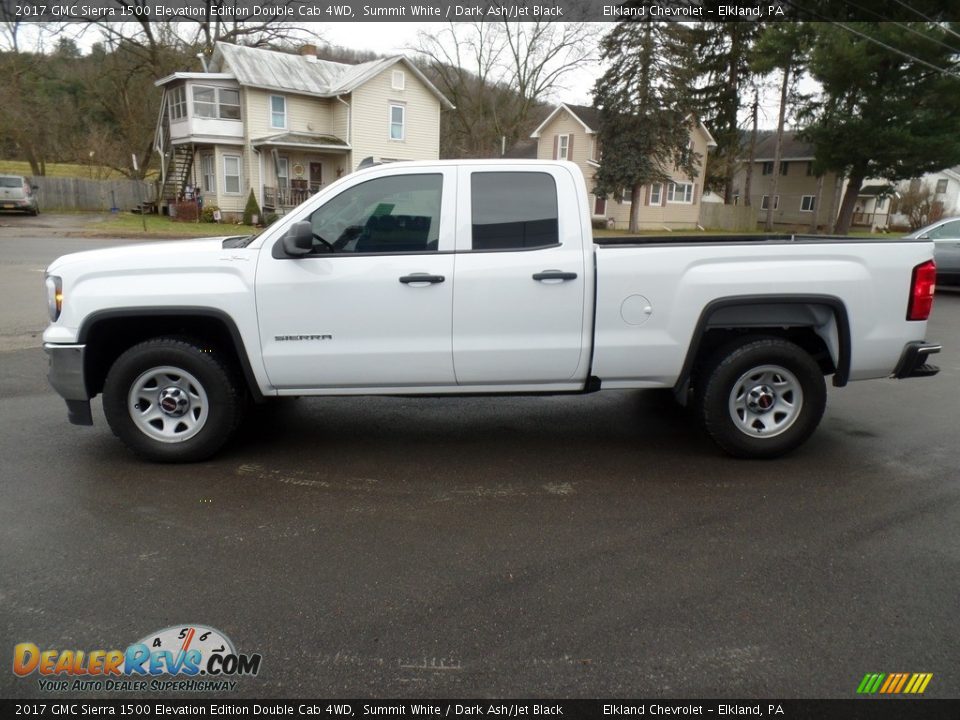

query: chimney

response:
[299,44,318,58]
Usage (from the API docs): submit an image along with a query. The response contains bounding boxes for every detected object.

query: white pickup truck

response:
[43,160,941,462]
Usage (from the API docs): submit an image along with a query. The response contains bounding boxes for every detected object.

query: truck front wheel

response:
[102,337,243,462]
[698,337,826,459]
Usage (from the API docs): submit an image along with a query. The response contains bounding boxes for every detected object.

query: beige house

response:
[733,131,844,230]
[526,103,716,230]
[154,42,452,218]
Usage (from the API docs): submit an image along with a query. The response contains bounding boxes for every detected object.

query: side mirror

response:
[917,234,930,240]
[281,221,313,256]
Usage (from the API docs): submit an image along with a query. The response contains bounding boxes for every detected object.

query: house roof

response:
[208,42,454,109]
[750,130,815,161]
[155,72,235,87]
[531,103,598,138]
[252,132,350,151]
[531,103,717,148]
[858,184,894,197]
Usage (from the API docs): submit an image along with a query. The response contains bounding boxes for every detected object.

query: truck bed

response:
[593,233,917,246]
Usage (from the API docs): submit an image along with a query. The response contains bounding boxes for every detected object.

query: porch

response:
[253,132,350,214]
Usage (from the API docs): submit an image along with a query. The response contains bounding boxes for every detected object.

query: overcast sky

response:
[32,21,797,126]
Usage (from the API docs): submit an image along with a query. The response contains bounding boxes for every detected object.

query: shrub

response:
[201,205,221,223]
[242,190,261,226]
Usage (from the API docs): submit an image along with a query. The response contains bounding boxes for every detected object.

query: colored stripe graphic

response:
[857,672,932,694]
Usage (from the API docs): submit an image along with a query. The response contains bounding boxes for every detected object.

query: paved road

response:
[2,218,959,699]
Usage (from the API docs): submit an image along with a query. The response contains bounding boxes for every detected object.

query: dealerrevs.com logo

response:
[13,624,262,692]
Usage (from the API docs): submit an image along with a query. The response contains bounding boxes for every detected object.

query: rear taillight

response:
[907,260,936,321]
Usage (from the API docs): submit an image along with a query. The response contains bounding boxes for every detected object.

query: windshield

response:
[0,177,24,188]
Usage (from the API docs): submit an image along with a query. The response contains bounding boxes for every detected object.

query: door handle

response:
[399,274,445,285]
[533,271,578,282]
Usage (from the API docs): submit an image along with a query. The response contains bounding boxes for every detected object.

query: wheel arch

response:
[674,294,851,402]
[77,307,264,402]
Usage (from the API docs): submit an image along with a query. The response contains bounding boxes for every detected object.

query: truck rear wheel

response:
[102,337,243,462]
[698,337,826,458]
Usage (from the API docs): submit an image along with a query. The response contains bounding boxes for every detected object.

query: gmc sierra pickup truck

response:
[43,160,941,462]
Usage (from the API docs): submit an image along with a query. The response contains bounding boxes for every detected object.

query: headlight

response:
[45,274,62,321]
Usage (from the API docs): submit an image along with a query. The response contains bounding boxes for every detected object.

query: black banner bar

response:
[4,0,960,23]
[3,699,960,720]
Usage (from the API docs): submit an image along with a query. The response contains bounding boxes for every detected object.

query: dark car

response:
[908,218,960,285]
[0,175,40,215]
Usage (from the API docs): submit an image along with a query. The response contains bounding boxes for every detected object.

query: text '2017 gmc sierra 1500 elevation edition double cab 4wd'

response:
[43,161,941,462]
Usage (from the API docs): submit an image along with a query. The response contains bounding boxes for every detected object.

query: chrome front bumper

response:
[44,343,93,425]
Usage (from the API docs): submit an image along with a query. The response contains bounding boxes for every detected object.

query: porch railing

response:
[263,181,323,211]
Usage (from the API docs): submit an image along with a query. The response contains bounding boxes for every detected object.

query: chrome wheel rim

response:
[728,364,803,438]
[127,366,209,443]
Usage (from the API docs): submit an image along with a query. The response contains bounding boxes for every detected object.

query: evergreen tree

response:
[683,23,762,202]
[751,24,813,231]
[800,22,960,235]
[592,22,700,233]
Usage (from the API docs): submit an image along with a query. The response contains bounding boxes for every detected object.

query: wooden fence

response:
[698,203,757,232]
[30,176,156,212]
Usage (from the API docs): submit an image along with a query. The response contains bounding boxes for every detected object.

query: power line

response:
[887,0,960,44]
[780,1,960,81]
[834,20,960,80]
[832,0,960,55]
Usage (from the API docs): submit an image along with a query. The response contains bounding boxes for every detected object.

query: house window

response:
[806,161,815,176]
[168,86,187,121]
[762,161,773,175]
[876,197,886,210]
[223,155,242,194]
[780,161,789,175]
[800,195,815,212]
[761,194,780,210]
[558,134,570,160]
[392,70,405,90]
[649,183,663,205]
[471,172,559,250]
[936,179,948,194]
[192,86,240,120]
[201,155,215,193]
[218,89,240,120]
[667,182,693,204]
[390,104,405,140]
[270,95,286,129]
[276,157,289,191]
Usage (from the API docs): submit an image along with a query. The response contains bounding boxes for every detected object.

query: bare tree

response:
[897,181,945,231]
[414,21,598,158]
[53,2,320,73]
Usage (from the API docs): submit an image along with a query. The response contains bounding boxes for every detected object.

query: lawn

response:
[86,212,260,239]
[0,160,158,180]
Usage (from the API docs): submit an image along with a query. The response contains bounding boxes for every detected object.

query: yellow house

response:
[154,42,453,219]
[527,103,716,230]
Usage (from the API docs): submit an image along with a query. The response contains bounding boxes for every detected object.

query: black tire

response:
[102,337,244,462]
[698,337,826,459]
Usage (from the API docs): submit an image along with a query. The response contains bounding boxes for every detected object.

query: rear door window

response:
[470,172,559,250]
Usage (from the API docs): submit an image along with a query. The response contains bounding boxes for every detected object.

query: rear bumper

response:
[893,341,941,379]
[44,343,93,425]
[0,199,36,211]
